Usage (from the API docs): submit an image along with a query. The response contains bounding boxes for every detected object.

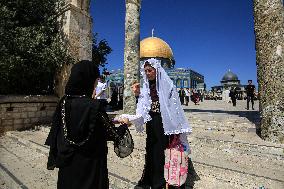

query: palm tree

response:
[123,0,142,114]
[253,0,284,143]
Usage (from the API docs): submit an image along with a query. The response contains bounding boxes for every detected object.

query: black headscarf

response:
[65,60,100,97]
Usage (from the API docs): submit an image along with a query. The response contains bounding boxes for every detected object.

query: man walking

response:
[185,88,190,106]
[229,87,237,107]
[245,80,255,110]
[178,88,186,105]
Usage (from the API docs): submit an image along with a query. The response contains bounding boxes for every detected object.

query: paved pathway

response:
[0,100,283,189]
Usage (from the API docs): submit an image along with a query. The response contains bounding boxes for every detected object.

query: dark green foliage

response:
[92,33,112,67]
[0,0,73,95]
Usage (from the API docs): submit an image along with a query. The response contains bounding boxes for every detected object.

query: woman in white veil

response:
[125,58,191,189]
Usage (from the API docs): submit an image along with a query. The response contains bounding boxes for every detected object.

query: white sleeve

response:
[118,114,145,133]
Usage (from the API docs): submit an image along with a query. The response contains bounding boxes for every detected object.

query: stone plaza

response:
[0,100,283,189]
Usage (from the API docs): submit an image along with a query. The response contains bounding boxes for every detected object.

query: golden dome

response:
[140,37,174,59]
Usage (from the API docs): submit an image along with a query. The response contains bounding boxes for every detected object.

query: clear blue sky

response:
[90,0,257,89]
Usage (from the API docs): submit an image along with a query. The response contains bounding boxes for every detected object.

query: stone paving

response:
[0,100,283,189]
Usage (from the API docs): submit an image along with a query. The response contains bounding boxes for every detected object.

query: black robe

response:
[138,80,168,188]
[45,60,109,189]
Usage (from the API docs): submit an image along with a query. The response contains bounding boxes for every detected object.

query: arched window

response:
[184,79,189,88]
[176,79,182,88]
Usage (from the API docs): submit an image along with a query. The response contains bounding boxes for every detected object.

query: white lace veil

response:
[136,58,192,135]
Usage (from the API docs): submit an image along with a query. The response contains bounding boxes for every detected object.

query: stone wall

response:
[0,96,59,134]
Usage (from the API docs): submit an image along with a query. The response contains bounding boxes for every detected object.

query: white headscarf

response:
[136,58,192,135]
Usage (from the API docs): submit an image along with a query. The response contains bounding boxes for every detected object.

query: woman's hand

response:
[131,82,140,97]
[118,118,132,127]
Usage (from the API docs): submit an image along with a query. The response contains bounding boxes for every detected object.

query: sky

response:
[90,0,257,89]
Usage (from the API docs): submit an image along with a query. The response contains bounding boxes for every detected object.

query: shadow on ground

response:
[184,158,200,189]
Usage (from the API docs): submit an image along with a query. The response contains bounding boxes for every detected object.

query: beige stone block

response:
[46,111,54,117]
[35,111,42,117]
[13,103,26,108]
[23,123,33,129]
[11,107,21,112]
[2,119,13,126]
[24,119,31,124]
[46,106,57,111]
[3,112,13,118]
[14,124,25,131]
[14,119,24,124]
[29,103,41,107]
[13,113,22,119]
[31,118,40,123]
[26,107,38,112]
[0,104,8,108]
[21,112,28,118]
[41,112,47,117]
[28,112,35,118]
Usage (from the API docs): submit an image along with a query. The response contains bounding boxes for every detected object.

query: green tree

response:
[92,33,112,68]
[0,0,73,95]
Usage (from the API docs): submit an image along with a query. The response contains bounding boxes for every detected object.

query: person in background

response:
[192,89,199,105]
[229,87,237,107]
[109,87,118,110]
[245,80,256,110]
[185,88,190,106]
[200,91,204,102]
[178,88,186,105]
[93,77,108,108]
[197,90,201,103]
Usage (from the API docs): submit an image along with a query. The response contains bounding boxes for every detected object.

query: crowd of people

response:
[93,79,256,111]
[178,88,204,106]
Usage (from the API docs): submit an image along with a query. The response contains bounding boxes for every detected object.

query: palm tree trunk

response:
[253,0,284,143]
[123,0,141,114]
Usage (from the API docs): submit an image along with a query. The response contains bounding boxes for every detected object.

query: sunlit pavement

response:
[1,100,283,189]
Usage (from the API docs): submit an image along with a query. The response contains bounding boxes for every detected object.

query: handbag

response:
[61,96,134,158]
[164,134,189,187]
[98,112,134,158]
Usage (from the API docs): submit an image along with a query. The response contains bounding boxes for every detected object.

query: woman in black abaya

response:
[45,60,111,189]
